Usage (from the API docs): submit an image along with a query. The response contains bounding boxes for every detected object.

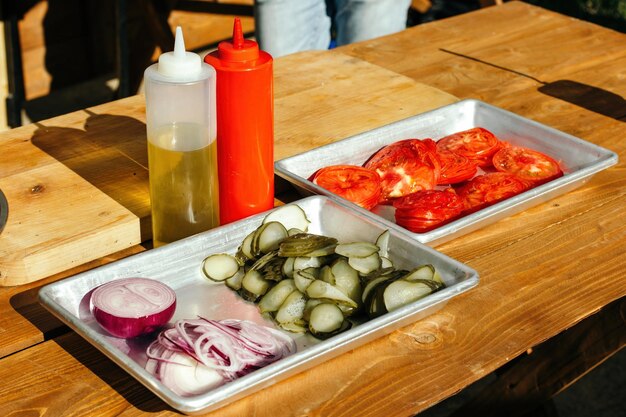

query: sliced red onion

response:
[146,318,296,396]
[91,277,176,338]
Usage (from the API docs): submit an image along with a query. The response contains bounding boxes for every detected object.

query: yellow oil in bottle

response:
[148,122,219,247]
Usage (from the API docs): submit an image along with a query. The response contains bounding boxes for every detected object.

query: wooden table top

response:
[0,2,624,416]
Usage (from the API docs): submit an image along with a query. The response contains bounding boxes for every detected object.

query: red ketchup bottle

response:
[204,18,274,225]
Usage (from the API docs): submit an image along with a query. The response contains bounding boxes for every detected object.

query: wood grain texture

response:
[0,2,625,416]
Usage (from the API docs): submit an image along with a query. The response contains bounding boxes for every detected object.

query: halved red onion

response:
[91,277,176,338]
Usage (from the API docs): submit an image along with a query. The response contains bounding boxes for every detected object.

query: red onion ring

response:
[146,318,296,396]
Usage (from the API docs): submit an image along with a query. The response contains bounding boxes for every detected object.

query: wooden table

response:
[0,2,624,416]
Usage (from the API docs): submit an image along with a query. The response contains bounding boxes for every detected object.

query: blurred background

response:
[1,0,625,131]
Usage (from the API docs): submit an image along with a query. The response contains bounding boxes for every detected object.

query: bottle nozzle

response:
[174,26,187,58]
[157,26,202,79]
[232,18,244,49]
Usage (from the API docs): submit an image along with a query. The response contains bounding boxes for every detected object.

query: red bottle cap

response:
[217,18,259,62]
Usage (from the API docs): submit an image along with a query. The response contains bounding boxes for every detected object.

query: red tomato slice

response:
[456,172,531,212]
[393,189,465,233]
[363,139,440,202]
[437,127,502,167]
[311,165,381,210]
[492,145,563,184]
[436,150,478,185]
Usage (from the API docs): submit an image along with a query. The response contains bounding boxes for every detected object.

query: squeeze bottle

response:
[144,27,219,247]
[204,18,274,225]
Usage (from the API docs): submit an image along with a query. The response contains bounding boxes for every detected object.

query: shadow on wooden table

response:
[53,332,173,413]
[538,80,626,122]
[30,111,152,240]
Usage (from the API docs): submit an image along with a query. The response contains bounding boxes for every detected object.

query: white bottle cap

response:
[157,27,202,79]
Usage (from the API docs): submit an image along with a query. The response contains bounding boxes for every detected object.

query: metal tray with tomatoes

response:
[275,99,618,246]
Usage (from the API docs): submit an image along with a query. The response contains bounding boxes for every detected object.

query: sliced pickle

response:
[331,259,361,303]
[261,257,286,282]
[304,243,338,257]
[275,290,306,325]
[348,251,381,275]
[303,298,324,322]
[383,280,434,313]
[403,264,435,282]
[293,256,327,271]
[263,204,311,232]
[287,228,304,236]
[278,321,308,333]
[259,279,297,313]
[293,269,316,293]
[335,242,379,258]
[202,254,240,282]
[237,230,256,261]
[225,268,245,291]
[376,230,391,258]
[381,256,393,269]
[282,257,295,278]
[241,269,271,300]
[256,221,289,253]
[250,250,279,272]
[278,233,338,257]
[319,265,335,285]
[308,303,348,339]
[305,280,358,308]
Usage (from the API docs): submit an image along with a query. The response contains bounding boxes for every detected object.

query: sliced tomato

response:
[363,139,440,202]
[492,145,563,184]
[436,149,478,185]
[437,127,502,168]
[456,172,531,212]
[311,165,382,210]
[393,189,465,233]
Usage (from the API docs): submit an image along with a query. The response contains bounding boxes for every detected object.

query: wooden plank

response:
[450,298,626,416]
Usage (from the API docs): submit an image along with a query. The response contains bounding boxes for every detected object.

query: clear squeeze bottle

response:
[204,18,274,225]
[144,27,219,247]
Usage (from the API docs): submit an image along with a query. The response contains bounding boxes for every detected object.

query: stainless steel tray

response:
[39,195,478,415]
[275,99,618,246]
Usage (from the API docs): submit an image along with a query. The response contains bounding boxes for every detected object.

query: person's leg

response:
[333,0,411,45]
[254,0,332,58]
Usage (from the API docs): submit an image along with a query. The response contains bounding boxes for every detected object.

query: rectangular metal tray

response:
[39,195,478,415]
[275,99,618,246]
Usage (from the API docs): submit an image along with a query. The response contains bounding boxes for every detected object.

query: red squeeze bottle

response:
[204,18,274,225]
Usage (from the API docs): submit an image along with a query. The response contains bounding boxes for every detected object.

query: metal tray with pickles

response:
[39,196,478,415]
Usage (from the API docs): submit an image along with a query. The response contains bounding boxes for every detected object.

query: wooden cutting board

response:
[0,51,457,286]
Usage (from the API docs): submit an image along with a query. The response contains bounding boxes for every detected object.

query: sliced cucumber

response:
[263,204,311,232]
[202,254,240,282]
